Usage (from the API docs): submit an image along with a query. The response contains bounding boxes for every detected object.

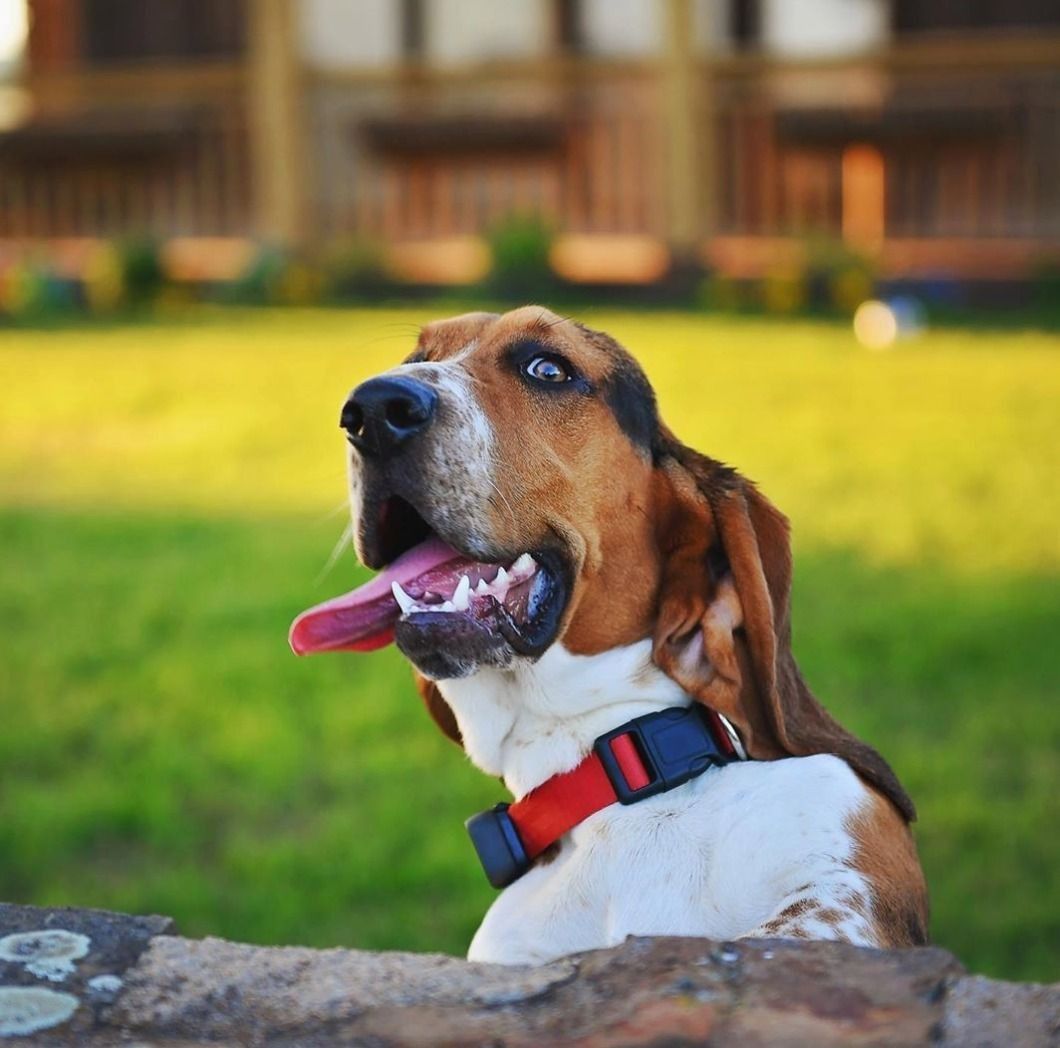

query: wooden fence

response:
[1,36,1058,275]
[0,62,250,240]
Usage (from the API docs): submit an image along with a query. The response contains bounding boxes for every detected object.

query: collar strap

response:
[465,704,743,889]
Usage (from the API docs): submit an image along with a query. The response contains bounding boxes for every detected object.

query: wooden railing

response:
[1,37,1058,272]
[304,40,1060,249]
[710,41,1060,243]
[0,61,249,240]
[305,62,667,242]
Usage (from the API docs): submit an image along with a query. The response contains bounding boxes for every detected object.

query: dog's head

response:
[291,307,914,820]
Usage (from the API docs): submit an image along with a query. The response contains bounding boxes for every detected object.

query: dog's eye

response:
[523,355,570,384]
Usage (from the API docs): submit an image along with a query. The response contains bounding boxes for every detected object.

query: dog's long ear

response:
[414,673,463,746]
[652,428,915,822]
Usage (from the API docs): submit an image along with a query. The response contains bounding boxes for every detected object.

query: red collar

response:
[466,705,744,888]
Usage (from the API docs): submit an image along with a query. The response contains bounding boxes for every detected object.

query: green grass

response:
[1,307,1057,980]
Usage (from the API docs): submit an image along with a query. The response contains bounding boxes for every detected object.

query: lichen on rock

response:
[85,973,123,1001]
[0,903,1056,1046]
[0,930,90,982]
[0,986,79,1037]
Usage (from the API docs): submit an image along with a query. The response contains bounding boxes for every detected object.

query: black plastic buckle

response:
[465,803,530,889]
[593,705,730,804]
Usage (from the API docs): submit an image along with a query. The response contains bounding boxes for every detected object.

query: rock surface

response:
[0,903,1056,1046]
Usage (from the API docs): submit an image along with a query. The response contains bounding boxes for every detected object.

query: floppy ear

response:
[413,672,463,746]
[652,429,916,822]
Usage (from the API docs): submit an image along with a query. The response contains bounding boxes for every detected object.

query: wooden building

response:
[2,0,1059,283]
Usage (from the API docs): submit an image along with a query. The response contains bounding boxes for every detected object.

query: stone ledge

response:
[1,903,1056,1046]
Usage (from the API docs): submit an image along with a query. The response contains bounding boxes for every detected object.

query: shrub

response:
[1031,259,1060,319]
[83,244,125,312]
[806,239,879,314]
[761,266,808,314]
[118,237,165,306]
[0,262,44,317]
[321,237,389,300]
[698,274,748,312]
[483,213,555,299]
[222,246,288,305]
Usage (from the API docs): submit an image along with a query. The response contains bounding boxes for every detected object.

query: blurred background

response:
[0,1,1057,982]
[2,0,1060,303]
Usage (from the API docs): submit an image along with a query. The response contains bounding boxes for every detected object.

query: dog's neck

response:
[436,640,690,798]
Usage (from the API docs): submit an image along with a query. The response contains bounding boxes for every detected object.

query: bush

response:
[224,245,284,305]
[0,262,49,318]
[806,240,879,314]
[1031,260,1060,319]
[698,274,748,312]
[119,237,165,306]
[700,240,878,318]
[224,246,328,307]
[321,237,389,300]
[483,213,555,299]
[761,266,808,314]
[82,244,125,312]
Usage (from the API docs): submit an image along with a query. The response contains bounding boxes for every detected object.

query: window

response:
[400,0,425,60]
[82,0,245,64]
[554,0,585,54]
[730,0,759,50]
[893,0,1060,33]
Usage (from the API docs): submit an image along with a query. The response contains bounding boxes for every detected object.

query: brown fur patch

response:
[838,891,870,919]
[650,431,917,822]
[815,907,847,927]
[777,898,818,922]
[758,897,822,936]
[415,674,461,745]
[846,788,930,947]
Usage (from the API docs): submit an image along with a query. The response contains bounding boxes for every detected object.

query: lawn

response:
[1,306,1057,981]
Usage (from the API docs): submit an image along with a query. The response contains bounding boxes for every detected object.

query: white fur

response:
[439,639,688,797]
[440,641,876,965]
[350,359,497,561]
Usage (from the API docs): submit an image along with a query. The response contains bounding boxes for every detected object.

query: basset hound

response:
[290,306,929,966]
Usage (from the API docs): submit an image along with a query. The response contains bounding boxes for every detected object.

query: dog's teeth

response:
[495,566,509,586]
[453,574,471,611]
[391,581,415,615]
[511,553,536,575]
[439,600,455,612]
[475,578,490,596]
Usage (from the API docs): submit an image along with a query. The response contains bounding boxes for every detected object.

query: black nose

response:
[340,375,438,456]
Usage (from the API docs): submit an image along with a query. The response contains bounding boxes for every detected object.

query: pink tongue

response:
[289,536,470,655]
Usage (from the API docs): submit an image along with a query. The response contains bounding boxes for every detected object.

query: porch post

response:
[248,0,308,245]
[662,0,712,253]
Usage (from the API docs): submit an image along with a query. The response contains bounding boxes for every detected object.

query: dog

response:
[290,306,928,965]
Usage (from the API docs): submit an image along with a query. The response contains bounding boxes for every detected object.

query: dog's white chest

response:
[468,754,874,965]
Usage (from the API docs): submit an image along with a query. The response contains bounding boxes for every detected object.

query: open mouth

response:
[289,495,570,671]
